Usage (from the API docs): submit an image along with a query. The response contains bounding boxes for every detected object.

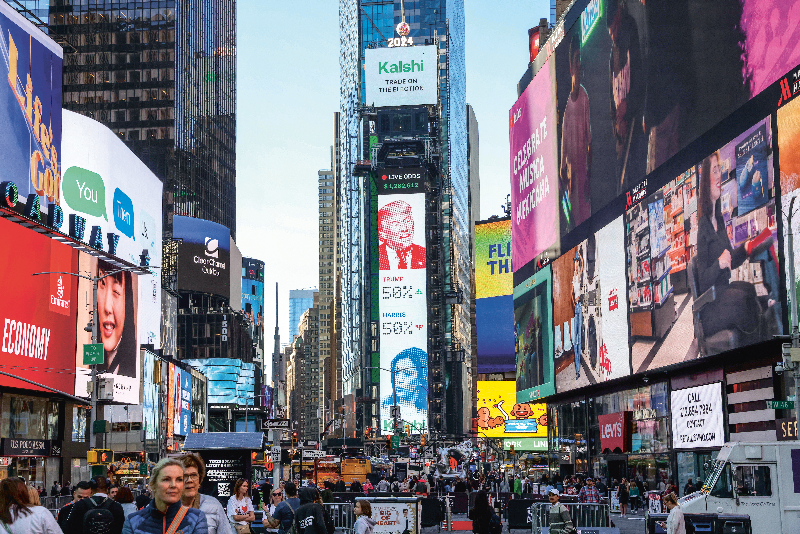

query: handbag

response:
[234,524,252,534]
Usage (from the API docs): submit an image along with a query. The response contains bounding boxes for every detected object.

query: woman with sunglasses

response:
[261,489,284,534]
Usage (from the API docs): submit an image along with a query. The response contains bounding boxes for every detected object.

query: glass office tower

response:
[48,0,236,238]
[338,0,468,437]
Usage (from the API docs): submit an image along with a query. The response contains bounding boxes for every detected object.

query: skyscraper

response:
[48,0,236,238]
[289,289,317,339]
[338,0,469,437]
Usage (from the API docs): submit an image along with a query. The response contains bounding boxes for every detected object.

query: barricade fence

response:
[529,502,610,534]
[324,502,355,534]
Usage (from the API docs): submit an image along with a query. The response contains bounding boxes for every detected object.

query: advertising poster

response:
[364,45,437,108]
[200,451,249,498]
[552,217,630,392]
[174,215,231,298]
[173,367,192,437]
[626,117,781,373]
[142,350,158,442]
[73,253,140,404]
[190,367,207,431]
[474,219,515,373]
[369,501,419,534]
[671,383,724,449]
[167,362,175,451]
[0,2,63,208]
[777,95,800,323]
[513,265,554,401]
[475,381,547,438]
[509,58,560,270]
[378,193,428,434]
[0,217,77,394]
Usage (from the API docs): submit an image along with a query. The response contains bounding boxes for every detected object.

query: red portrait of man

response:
[378,199,426,270]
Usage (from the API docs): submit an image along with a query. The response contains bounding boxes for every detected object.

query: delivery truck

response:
[677,441,800,533]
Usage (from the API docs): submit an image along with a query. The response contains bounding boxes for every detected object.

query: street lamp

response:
[33,259,153,449]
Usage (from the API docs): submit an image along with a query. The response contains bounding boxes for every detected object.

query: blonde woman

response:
[662,492,686,534]
[122,458,208,534]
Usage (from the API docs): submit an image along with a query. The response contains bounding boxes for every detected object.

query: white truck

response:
[678,441,800,532]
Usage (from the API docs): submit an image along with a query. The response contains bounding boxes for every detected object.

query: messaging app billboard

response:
[63,111,163,403]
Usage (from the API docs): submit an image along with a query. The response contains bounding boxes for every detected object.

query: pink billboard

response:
[509,58,559,270]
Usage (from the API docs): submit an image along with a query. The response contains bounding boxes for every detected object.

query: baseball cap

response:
[548,488,559,496]
[586,477,594,482]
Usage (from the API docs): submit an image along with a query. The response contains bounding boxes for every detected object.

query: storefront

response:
[0,392,65,489]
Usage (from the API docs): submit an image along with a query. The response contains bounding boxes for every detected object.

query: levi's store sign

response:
[0,216,78,394]
[598,412,631,453]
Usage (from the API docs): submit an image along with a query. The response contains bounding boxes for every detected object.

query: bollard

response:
[445,495,452,531]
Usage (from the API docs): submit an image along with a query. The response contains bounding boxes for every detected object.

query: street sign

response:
[262,419,291,430]
[391,435,400,449]
[271,446,281,462]
[767,400,795,409]
[83,343,104,365]
[302,450,325,459]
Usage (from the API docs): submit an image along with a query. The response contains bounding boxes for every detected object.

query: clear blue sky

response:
[236,0,550,343]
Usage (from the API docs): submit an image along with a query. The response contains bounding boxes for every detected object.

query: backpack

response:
[83,497,115,534]
[278,499,299,534]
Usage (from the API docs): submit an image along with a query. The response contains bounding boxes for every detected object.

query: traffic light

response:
[292,431,298,446]
[420,434,427,446]
[386,435,393,451]
[509,444,515,455]
[365,427,371,439]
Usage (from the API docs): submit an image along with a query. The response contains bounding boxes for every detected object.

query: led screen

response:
[378,192,428,434]
[778,94,800,322]
[476,381,547,438]
[142,350,159,442]
[63,111,162,403]
[364,45,438,108]
[72,253,140,404]
[509,57,560,269]
[625,117,781,372]
[0,217,77,394]
[513,0,800,276]
[0,2,62,208]
[190,367,207,431]
[513,265,554,401]
[474,219,515,373]
[174,215,231,298]
[175,367,191,437]
[167,362,175,450]
[552,216,630,393]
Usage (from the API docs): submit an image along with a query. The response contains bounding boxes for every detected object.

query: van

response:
[678,441,800,532]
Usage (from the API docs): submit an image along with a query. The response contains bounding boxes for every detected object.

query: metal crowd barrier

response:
[41,496,72,510]
[529,502,611,534]
[324,502,356,534]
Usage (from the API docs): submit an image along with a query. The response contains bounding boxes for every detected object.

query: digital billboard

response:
[778,94,800,322]
[174,215,231,298]
[167,362,175,450]
[552,216,630,392]
[377,192,428,434]
[63,111,162,403]
[513,265,554,401]
[625,116,781,373]
[142,350,159,442]
[671,383,724,449]
[0,2,63,210]
[73,253,140,404]
[190,367,207,431]
[474,219,515,373]
[476,381,547,438]
[0,216,77,394]
[513,0,800,277]
[365,45,437,108]
[175,367,191,437]
[509,57,560,270]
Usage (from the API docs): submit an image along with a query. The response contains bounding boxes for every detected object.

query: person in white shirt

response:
[0,478,61,534]
[227,479,255,534]
[662,492,686,534]
[377,200,426,271]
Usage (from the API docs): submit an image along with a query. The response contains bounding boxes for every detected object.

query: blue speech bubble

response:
[113,188,135,238]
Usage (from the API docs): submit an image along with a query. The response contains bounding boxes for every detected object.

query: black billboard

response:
[173,215,231,298]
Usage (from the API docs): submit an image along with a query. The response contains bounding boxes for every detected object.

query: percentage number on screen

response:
[382,286,418,299]
[382,321,415,335]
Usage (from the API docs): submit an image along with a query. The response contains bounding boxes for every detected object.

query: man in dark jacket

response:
[334,479,346,492]
[267,482,300,532]
[57,481,92,531]
[294,488,328,534]
[64,476,125,534]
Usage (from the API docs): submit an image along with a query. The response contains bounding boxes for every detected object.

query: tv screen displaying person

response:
[378,200,426,270]
[96,259,137,378]
[381,347,428,425]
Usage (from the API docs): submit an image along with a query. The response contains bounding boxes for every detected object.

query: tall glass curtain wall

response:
[51,0,236,237]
